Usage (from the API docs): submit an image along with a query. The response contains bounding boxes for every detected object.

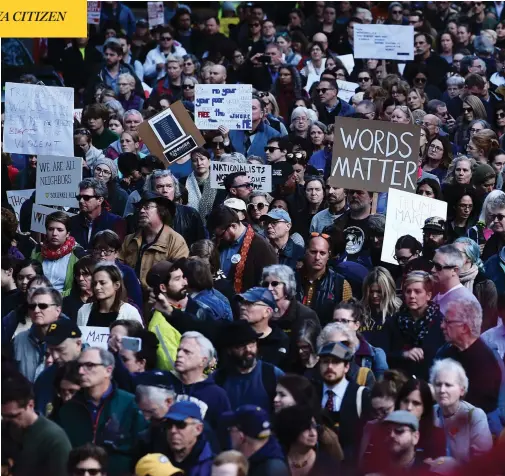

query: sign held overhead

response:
[354,24,414,61]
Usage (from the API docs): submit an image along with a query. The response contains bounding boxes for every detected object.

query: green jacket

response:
[55,384,147,476]
[31,251,80,297]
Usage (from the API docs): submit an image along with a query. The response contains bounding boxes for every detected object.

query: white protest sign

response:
[87,1,101,25]
[211,162,272,193]
[3,82,74,157]
[354,24,414,61]
[381,188,447,265]
[338,54,355,74]
[73,108,83,124]
[79,326,110,349]
[31,204,75,234]
[36,155,82,208]
[148,2,165,28]
[337,80,359,103]
[195,84,252,130]
[7,189,35,228]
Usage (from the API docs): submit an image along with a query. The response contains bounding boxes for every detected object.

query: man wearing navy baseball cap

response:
[223,405,289,476]
[162,401,214,475]
[235,287,290,369]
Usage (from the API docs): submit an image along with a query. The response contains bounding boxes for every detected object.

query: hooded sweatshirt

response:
[248,435,289,476]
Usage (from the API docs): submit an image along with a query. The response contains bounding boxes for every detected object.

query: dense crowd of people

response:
[2,1,505,475]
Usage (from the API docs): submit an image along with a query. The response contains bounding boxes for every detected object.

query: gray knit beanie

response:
[94,157,118,181]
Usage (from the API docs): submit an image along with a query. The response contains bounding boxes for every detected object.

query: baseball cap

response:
[272,161,294,187]
[235,287,277,309]
[224,197,247,212]
[261,209,291,223]
[135,454,182,476]
[472,163,496,185]
[165,401,203,422]
[383,410,419,431]
[136,18,149,27]
[45,319,82,346]
[422,216,446,234]
[317,341,353,361]
[222,405,272,439]
[146,260,174,289]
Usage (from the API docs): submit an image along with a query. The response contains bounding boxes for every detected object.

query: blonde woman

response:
[455,95,488,149]
[361,267,402,349]
[466,129,500,164]
[390,105,413,124]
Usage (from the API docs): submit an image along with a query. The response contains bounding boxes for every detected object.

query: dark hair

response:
[1,255,18,272]
[465,73,485,90]
[110,319,144,335]
[27,275,52,290]
[91,230,121,251]
[118,152,140,176]
[141,154,165,172]
[395,378,435,427]
[489,148,505,165]
[191,147,211,160]
[423,135,452,170]
[395,235,422,254]
[92,264,126,313]
[207,204,241,232]
[183,257,214,291]
[45,211,71,233]
[134,330,159,371]
[450,186,479,222]
[223,172,247,191]
[72,256,97,294]
[190,239,221,275]
[277,374,319,411]
[67,444,108,474]
[416,177,443,200]
[319,77,338,91]
[50,360,80,418]
[371,379,398,400]
[82,103,110,124]
[275,405,318,450]
[1,372,34,406]
[205,15,220,26]
[14,259,44,280]
[104,42,123,57]
[333,297,366,325]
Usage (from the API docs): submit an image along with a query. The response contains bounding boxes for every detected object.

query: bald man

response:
[209,65,227,84]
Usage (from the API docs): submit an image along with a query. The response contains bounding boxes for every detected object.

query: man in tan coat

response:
[119,192,189,293]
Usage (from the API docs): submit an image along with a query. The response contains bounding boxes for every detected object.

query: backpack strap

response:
[357,366,371,387]
[356,386,365,418]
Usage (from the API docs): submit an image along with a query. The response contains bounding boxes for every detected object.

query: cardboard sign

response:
[148,1,165,28]
[210,162,272,192]
[7,189,35,229]
[87,1,101,25]
[195,84,252,131]
[337,79,359,103]
[381,188,448,265]
[3,82,74,157]
[31,204,75,234]
[36,155,83,208]
[329,117,419,193]
[354,24,414,61]
[138,101,205,167]
[79,326,110,349]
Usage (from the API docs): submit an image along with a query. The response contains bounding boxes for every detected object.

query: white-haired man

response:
[436,298,503,428]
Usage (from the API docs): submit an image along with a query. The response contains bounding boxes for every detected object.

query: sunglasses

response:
[161,36,173,41]
[183,84,195,89]
[73,469,102,476]
[247,202,267,211]
[430,261,456,271]
[262,280,282,287]
[76,194,98,201]
[497,112,505,119]
[265,146,280,153]
[463,107,472,112]
[358,77,371,82]
[211,142,223,149]
[394,254,413,263]
[27,303,58,310]
[165,419,191,430]
[392,9,403,14]
[234,182,253,189]
[489,213,505,222]
[316,87,334,94]
[414,77,427,83]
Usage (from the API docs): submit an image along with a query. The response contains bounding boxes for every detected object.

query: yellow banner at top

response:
[0,0,87,37]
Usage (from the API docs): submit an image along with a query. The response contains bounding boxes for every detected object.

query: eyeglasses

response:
[316,87,335,94]
[441,317,464,326]
[76,362,105,371]
[414,77,427,83]
[430,261,456,271]
[95,167,112,176]
[262,280,282,287]
[139,204,158,211]
[358,77,371,82]
[211,142,224,149]
[184,62,193,66]
[73,468,103,476]
[247,202,267,211]
[183,84,195,89]
[489,213,505,222]
[333,318,356,324]
[265,146,280,153]
[458,203,473,210]
[165,419,192,430]
[429,144,443,152]
[27,303,58,310]
[497,112,505,119]
[161,36,173,41]
[92,248,116,256]
[469,127,481,133]
[233,182,253,189]
[394,254,413,263]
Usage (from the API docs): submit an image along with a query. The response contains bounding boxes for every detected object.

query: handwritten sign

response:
[329,117,419,193]
[3,82,74,157]
[36,155,82,208]
[354,24,414,61]
[148,1,165,28]
[31,204,75,234]
[87,1,101,25]
[337,79,359,103]
[195,84,252,130]
[211,162,271,192]
[381,188,447,265]
[7,189,35,229]
[79,326,110,349]
[73,108,83,124]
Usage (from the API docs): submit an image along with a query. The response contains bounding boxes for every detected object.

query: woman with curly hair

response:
[274,64,306,122]
[422,135,453,182]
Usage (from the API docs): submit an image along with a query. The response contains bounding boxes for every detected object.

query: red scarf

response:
[41,236,76,260]
[233,225,255,293]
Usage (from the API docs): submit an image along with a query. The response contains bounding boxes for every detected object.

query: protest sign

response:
[147,2,165,28]
[381,188,448,265]
[87,1,101,25]
[7,189,34,229]
[210,162,272,192]
[354,24,414,61]
[329,117,419,193]
[139,101,205,167]
[73,108,83,123]
[79,326,110,349]
[31,204,75,234]
[3,82,74,157]
[338,54,355,74]
[195,84,252,130]
[337,80,359,103]
[36,155,82,208]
